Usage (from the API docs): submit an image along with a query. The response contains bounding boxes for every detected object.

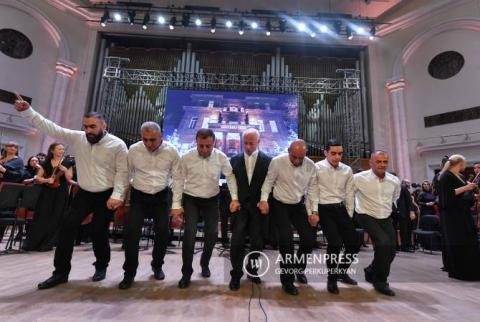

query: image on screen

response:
[163,89,298,157]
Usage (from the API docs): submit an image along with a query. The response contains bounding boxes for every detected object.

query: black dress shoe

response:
[364,267,374,284]
[38,275,68,290]
[327,279,339,294]
[92,269,107,282]
[118,277,134,290]
[154,269,165,280]
[178,276,191,289]
[337,274,358,285]
[295,273,308,284]
[229,277,241,291]
[201,266,211,278]
[247,275,262,284]
[282,283,299,296]
[374,282,395,296]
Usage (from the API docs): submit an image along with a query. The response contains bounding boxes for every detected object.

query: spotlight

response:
[369,25,376,40]
[157,16,166,24]
[169,16,176,30]
[142,12,150,30]
[265,21,271,36]
[355,26,366,34]
[225,20,233,28]
[251,21,258,29]
[297,22,306,32]
[182,13,190,27]
[113,12,122,21]
[319,24,328,33]
[195,18,202,26]
[310,32,316,38]
[279,18,287,32]
[239,20,245,35]
[210,17,216,33]
[100,8,109,27]
[127,10,136,25]
[346,26,353,39]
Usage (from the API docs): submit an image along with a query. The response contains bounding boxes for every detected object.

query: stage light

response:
[356,26,365,34]
[114,13,122,21]
[225,20,233,28]
[279,18,287,32]
[210,17,216,33]
[297,22,306,32]
[195,18,202,26]
[169,16,176,30]
[127,10,136,25]
[310,32,316,38]
[142,12,150,30]
[239,20,245,35]
[100,9,109,27]
[319,24,328,33]
[369,25,376,40]
[265,21,271,36]
[346,26,353,40]
[182,13,190,27]
[251,21,258,29]
[157,16,165,24]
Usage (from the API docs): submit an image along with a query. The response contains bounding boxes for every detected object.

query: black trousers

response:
[181,193,219,277]
[318,203,360,280]
[357,213,396,283]
[230,201,264,279]
[53,188,114,276]
[271,198,314,285]
[122,187,169,278]
[397,215,413,249]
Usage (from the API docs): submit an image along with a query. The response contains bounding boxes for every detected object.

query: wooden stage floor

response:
[0,242,479,322]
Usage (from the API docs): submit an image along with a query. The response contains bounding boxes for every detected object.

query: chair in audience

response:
[413,215,442,254]
[0,182,25,254]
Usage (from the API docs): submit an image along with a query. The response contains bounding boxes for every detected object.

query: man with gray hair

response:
[119,121,180,289]
[228,128,271,291]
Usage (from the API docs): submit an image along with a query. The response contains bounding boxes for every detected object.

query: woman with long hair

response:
[23,143,76,251]
[22,156,41,184]
[438,154,480,280]
[417,181,438,216]
[0,141,24,182]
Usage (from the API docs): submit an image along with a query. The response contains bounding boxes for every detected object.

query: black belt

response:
[319,202,345,209]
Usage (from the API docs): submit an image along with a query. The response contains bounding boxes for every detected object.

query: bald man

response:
[228,128,272,291]
[259,140,319,296]
[354,151,400,296]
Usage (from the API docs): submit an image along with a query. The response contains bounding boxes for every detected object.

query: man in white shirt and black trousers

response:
[354,150,401,296]
[171,128,239,289]
[119,122,180,289]
[314,139,360,294]
[228,128,271,291]
[258,139,319,296]
[14,94,129,290]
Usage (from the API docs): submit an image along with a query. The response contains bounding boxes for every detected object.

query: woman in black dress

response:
[23,143,75,251]
[417,181,438,216]
[438,154,480,281]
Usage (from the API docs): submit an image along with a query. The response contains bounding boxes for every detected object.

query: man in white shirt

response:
[14,94,129,290]
[228,128,271,291]
[258,139,319,296]
[119,122,180,290]
[314,139,360,294]
[354,150,401,296]
[171,128,239,289]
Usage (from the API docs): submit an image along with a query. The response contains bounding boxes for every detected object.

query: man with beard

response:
[14,94,129,290]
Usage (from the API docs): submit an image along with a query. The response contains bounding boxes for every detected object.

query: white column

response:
[385,78,412,180]
[42,60,77,151]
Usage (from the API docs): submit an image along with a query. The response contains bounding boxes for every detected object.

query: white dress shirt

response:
[244,150,259,184]
[128,140,180,194]
[314,159,355,217]
[20,107,129,201]
[172,148,238,209]
[353,169,401,219]
[260,153,318,215]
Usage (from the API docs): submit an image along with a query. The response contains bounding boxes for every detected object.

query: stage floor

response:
[0,242,479,322]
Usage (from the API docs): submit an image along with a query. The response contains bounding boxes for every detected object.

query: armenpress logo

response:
[242,251,270,278]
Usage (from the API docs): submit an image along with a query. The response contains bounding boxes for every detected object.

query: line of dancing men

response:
[13,95,400,297]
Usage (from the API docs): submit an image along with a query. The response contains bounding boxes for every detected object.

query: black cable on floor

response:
[247,281,268,322]
[248,281,254,322]
[256,283,268,322]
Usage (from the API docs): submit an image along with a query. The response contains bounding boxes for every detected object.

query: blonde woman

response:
[437,154,480,281]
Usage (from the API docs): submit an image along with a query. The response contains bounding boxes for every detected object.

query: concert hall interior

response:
[1,0,480,321]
